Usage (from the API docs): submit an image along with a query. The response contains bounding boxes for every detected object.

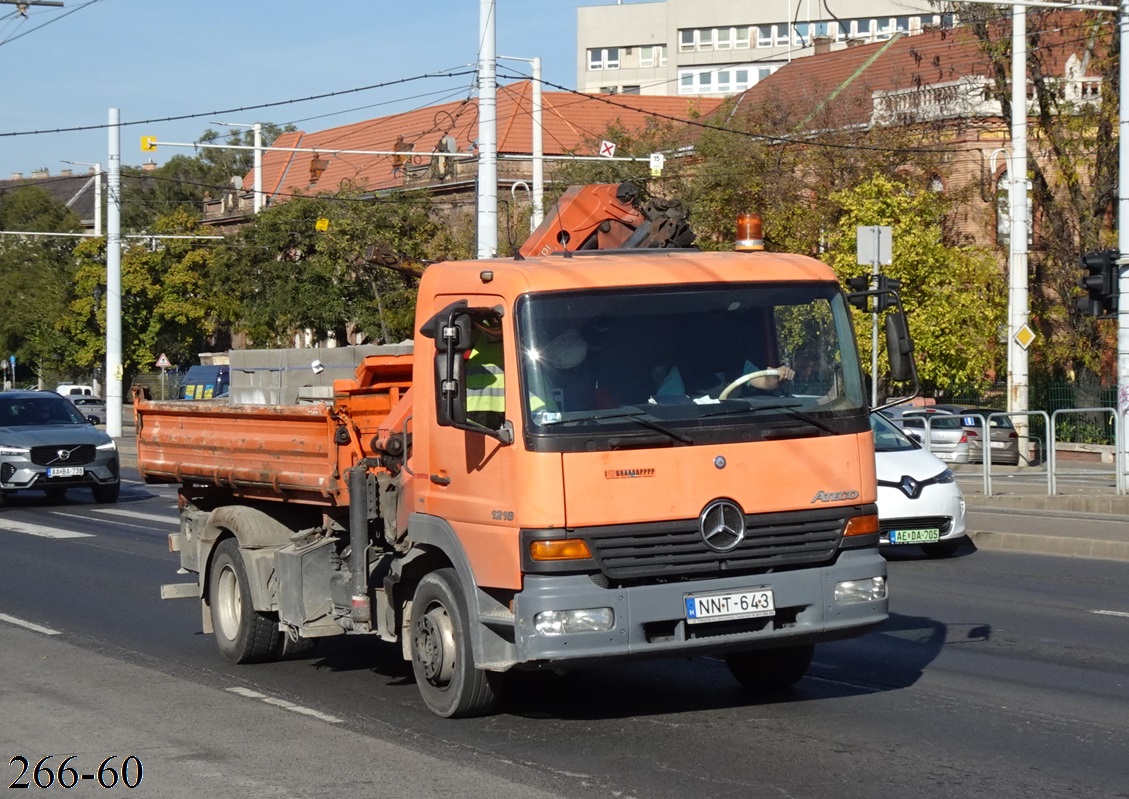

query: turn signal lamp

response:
[843,513,879,537]
[529,538,592,561]
[735,213,764,252]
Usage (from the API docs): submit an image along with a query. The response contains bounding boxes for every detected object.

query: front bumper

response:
[0,451,119,491]
[512,549,887,665]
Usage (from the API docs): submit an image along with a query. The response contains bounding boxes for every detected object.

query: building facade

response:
[576,0,957,97]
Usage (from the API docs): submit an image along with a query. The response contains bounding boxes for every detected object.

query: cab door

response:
[423,295,523,590]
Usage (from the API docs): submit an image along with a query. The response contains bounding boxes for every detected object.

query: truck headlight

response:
[834,577,886,605]
[533,608,614,635]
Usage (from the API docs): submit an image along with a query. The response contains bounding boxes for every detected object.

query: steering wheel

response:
[718,369,781,400]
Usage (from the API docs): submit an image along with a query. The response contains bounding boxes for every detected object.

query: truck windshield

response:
[517,282,867,449]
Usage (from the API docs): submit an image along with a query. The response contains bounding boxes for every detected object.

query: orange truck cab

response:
[148,244,898,719]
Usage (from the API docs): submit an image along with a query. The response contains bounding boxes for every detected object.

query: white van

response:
[55,383,97,398]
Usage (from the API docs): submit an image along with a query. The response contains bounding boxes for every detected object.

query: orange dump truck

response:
[145,239,910,718]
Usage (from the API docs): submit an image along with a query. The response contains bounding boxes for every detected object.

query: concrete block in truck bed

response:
[229,343,413,405]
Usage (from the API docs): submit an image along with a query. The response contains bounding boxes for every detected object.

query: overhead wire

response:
[0,0,104,47]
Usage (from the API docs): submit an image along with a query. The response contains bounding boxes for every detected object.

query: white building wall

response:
[576,0,956,97]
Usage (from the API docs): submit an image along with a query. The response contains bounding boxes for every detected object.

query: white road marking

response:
[1,520,94,539]
[90,508,177,525]
[1090,609,1129,619]
[0,613,60,635]
[226,687,343,724]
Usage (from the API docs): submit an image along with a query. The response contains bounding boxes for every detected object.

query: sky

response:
[0,0,597,177]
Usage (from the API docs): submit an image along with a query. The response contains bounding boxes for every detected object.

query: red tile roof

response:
[256,82,722,202]
[731,14,1100,132]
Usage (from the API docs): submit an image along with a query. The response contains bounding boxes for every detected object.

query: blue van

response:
[178,365,230,400]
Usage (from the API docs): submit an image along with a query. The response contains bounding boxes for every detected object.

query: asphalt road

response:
[2,472,1127,798]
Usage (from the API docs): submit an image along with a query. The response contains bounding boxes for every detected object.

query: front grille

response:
[30,444,96,467]
[581,507,848,583]
[879,516,952,535]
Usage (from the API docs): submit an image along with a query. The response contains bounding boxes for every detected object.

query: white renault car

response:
[871,411,967,557]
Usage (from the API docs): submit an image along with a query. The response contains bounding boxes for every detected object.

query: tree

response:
[966,7,1119,379]
[214,189,462,346]
[0,186,83,383]
[826,175,1005,390]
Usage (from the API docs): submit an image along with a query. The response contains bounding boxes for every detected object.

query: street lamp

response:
[61,160,102,236]
[211,121,263,214]
[498,55,544,229]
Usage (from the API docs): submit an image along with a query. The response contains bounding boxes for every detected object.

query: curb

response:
[968,529,1129,562]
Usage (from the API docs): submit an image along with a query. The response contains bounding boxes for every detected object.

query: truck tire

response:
[410,568,499,718]
[209,538,279,664]
[725,644,814,691]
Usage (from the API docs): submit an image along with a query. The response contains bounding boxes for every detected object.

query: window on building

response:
[622,85,641,95]
[734,26,751,48]
[680,29,695,52]
[836,20,851,40]
[716,28,732,50]
[639,45,666,67]
[588,48,620,70]
[698,28,714,51]
[600,86,619,94]
[895,16,913,33]
[774,24,789,46]
[677,65,765,95]
[756,24,772,48]
[794,22,812,46]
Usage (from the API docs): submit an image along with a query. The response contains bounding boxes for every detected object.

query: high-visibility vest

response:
[466,339,506,414]
[465,337,547,414]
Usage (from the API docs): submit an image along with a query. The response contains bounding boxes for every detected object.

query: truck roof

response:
[423,249,837,297]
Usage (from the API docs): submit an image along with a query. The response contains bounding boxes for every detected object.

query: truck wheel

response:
[209,538,279,664]
[725,644,814,691]
[410,568,499,718]
[91,480,120,504]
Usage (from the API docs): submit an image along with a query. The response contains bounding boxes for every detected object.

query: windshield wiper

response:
[540,406,693,445]
[702,401,838,434]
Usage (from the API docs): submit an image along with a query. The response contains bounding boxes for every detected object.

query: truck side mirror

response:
[885,310,914,384]
[434,313,472,428]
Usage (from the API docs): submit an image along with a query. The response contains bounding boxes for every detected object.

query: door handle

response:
[429,472,451,486]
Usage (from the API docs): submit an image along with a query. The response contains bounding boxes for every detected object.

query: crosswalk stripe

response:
[91,508,177,525]
[0,520,93,539]
[0,614,60,635]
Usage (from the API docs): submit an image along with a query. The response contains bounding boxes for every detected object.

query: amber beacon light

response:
[735,213,764,251]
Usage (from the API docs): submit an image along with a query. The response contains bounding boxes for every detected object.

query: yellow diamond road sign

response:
[1014,323,1036,350]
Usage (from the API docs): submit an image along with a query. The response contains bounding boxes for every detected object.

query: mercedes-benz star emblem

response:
[699,499,746,552]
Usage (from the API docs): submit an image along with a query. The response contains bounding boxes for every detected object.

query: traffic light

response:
[876,275,902,312]
[846,275,870,312]
[1077,249,1119,318]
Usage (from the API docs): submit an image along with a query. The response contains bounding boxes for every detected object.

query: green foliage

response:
[825,175,1005,389]
[215,190,458,346]
[0,187,82,381]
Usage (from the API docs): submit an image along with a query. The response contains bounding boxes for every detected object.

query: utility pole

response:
[62,160,101,235]
[477,0,498,258]
[106,108,123,439]
[1009,4,1031,455]
[213,121,263,214]
[498,55,544,228]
